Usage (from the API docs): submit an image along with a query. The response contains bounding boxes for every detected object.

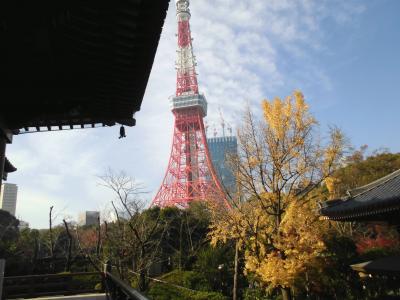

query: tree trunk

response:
[138,246,147,291]
[49,206,55,272]
[63,220,72,272]
[96,216,101,258]
[179,218,183,270]
[139,270,146,292]
[33,236,39,273]
[281,287,292,300]
[233,241,239,300]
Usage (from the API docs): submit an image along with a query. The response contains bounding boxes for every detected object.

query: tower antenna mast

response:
[218,107,226,137]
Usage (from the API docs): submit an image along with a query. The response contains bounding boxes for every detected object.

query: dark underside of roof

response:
[0,0,170,130]
[4,157,16,173]
[2,157,16,181]
[320,170,400,223]
[351,256,400,276]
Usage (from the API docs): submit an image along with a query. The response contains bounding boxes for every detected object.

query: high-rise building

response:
[0,183,18,216]
[78,211,100,226]
[207,136,238,195]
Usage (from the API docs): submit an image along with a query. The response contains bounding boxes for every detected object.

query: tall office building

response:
[78,211,100,226]
[207,136,238,195]
[0,183,18,216]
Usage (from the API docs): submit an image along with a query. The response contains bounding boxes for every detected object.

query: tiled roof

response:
[320,169,400,221]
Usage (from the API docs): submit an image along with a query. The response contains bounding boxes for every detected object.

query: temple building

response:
[320,169,400,277]
[320,169,400,224]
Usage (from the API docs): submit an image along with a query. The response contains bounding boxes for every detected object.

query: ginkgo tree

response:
[209,91,345,300]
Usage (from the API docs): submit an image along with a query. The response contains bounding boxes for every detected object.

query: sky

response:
[6,0,400,228]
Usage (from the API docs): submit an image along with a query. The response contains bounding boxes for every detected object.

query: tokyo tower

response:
[151,0,229,209]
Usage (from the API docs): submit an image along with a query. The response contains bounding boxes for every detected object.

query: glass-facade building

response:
[207,136,238,194]
[78,211,100,226]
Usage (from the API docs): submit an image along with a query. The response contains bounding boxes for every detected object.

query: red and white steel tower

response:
[151,0,229,209]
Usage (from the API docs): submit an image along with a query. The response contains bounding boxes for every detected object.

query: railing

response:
[3,272,104,299]
[104,272,149,300]
[0,261,149,300]
[103,262,150,300]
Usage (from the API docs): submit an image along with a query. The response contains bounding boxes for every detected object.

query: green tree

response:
[0,209,19,258]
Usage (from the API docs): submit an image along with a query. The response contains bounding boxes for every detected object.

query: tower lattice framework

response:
[152,0,229,209]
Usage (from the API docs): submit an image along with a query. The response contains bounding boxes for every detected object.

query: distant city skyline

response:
[6,0,400,228]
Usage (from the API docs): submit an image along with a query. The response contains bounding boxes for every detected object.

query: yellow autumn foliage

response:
[211,200,328,289]
[325,176,341,198]
[209,91,345,296]
[248,201,327,288]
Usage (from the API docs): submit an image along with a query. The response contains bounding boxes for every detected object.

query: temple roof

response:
[0,0,170,131]
[2,157,16,181]
[319,169,400,223]
[4,157,16,174]
[351,256,400,276]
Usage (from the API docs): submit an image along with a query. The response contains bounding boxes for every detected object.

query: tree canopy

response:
[209,91,346,300]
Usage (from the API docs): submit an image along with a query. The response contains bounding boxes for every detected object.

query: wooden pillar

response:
[0,128,13,188]
[0,259,5,300]
[0,134,6,188]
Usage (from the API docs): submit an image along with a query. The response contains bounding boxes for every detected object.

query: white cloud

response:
[6,0,367,228]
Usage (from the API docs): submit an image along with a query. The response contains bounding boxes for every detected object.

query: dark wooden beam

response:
[0,133,6,187]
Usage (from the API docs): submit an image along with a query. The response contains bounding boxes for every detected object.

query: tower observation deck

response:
[151,0,229,209]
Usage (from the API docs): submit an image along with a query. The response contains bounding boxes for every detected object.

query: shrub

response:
[147,270,227,300]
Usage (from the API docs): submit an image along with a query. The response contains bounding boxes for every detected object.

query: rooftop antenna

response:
[205,121,209,136]
[218,107,225,137]
[227,123,233,136]
[213,125,217,137]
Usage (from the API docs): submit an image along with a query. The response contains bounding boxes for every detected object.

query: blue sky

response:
[7,0,400,228]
